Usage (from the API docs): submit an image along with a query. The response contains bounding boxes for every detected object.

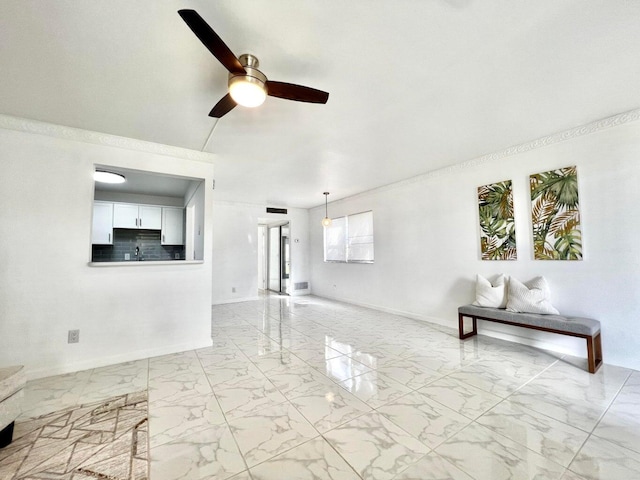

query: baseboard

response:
[212,296,260,305]
[311,293,585,359]
[478,323,585,358]
[312,292,451,329]
[25,338,213,381]
[289,290,311,297]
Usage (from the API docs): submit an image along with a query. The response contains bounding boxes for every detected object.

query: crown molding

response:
[0,114,216,163]
[325,107,640,209]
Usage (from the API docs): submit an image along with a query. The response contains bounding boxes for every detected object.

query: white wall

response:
[309,115,640,371]
[257,225,266,290]
[212,201,310,303]
[0,121,215,379]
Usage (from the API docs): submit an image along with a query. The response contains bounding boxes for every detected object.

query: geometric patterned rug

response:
[0,391,148,480]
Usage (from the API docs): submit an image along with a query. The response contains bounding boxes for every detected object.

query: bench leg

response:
[458,313,477,340]
[0,421,14,448]
[586,333,603,374]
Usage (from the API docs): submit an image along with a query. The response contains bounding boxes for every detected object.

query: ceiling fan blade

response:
[178,9,246,75]
[209,94,237,118]
[266,81,329,104]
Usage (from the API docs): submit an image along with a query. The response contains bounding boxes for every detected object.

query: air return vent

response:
[294,282,309,290]
[266,207,287,214]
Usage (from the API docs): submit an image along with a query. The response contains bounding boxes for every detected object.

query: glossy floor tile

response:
[435,423,567,480]
[8,294,640,480]
[323,411,429,480]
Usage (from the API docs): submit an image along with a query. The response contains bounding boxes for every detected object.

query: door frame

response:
[264,220,290,295]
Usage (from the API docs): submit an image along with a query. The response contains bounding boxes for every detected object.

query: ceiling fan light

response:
[94,170,126,184]
[229,76,266,108]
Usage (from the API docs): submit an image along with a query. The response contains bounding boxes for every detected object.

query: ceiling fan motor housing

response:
[228,54,267,89]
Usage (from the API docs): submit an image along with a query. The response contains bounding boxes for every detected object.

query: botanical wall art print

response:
[477,179,517,260]
[530,165,582,260]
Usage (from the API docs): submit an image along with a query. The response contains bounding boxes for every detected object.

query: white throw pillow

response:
[506,276,559,314]
[472,274,507,308]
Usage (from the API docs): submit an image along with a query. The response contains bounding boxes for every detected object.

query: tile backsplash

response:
[92,229,185,262]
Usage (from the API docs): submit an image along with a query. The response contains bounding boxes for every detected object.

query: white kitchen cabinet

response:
[92,202,113,244]
[113,204,161,229]
[112,203,138,228]
[139,206,162,229]
[162,207,184,245]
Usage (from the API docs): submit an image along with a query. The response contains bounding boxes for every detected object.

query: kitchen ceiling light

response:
[322,192,332,227]
[94,170,126,184]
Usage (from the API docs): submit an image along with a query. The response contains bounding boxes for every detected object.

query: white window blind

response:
[347,211,374,262]
[324,211,374,263]
[324,216,347,262]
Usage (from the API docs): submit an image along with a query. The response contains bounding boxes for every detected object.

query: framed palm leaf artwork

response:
[530,165,582,260]
[478,180,517,260]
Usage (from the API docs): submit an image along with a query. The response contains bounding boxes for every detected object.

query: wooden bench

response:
[458,305,603,374]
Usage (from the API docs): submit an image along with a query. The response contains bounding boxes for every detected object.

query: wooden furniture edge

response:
[458,311,603,374]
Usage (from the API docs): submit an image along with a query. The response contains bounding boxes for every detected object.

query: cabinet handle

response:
[135,218,138,227]
[139,218,142,227]
[162,234,165,243]
[108,233,111,243]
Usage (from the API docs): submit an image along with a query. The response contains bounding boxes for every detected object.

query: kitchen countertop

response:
[88,260,204,267]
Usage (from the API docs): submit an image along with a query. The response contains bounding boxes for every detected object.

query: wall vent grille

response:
[294,282,309,290]
[266,207,287,214]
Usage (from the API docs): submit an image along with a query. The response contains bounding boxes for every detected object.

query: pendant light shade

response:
[322,192,332,227]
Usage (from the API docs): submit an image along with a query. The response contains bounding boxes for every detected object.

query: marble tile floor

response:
[11,295,640,480]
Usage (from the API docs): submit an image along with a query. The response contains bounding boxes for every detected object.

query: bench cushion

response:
[458,305,600,337]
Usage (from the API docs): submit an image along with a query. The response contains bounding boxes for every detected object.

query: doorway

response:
[262,222,290,295]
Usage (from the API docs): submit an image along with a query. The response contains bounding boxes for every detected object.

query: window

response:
[324,211,374,263]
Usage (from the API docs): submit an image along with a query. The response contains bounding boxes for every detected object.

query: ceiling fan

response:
[178,9,329,119]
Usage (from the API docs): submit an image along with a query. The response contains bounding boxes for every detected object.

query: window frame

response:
[323,210,374,264]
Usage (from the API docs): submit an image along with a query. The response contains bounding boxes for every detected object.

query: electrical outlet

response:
[232,287,236,293]
[124,253,130,261]
[68,329,80,344]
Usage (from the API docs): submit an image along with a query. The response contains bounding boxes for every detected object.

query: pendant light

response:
[322,192,332,227]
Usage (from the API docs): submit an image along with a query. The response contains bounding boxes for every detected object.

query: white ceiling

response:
[2,1,639,208]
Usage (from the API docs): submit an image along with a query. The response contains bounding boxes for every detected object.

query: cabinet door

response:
[113,204,139,228]
[162,207,184,245]
[140,206,162,229]
[92,202,113,244]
